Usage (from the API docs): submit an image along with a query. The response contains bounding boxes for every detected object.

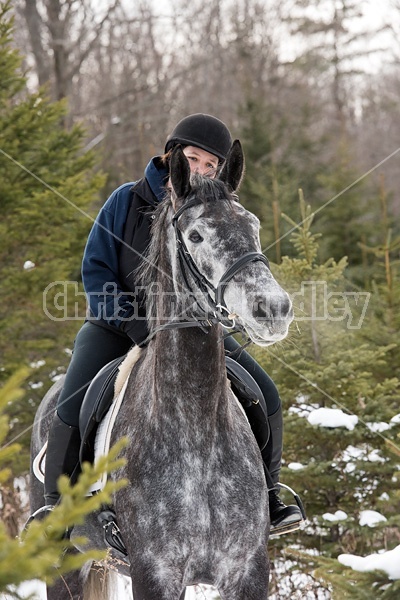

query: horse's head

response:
[169,141,294,346]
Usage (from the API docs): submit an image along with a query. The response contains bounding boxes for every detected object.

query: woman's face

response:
[183,146,219,178]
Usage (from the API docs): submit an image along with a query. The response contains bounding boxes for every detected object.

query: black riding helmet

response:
[165,113,232,162]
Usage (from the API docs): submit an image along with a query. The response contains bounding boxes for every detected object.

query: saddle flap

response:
[79,355,126,464]
[225,356,269,451]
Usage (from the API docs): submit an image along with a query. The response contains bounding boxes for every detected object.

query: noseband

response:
[171,197,270,329]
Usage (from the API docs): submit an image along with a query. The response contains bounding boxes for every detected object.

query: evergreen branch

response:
[1,438,128,592]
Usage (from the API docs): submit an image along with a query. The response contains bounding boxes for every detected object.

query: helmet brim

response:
[165,137,227,162]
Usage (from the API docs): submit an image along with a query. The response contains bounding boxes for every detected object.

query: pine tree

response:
[0,1,106,475]
[0,370,127,596]
[280,0,385,273]
[357,181,400,378]
[314,138,380,276]
[252,191,400,597]
[238,95,325,260]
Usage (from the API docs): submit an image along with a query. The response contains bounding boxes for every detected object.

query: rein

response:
[141,196,270,345]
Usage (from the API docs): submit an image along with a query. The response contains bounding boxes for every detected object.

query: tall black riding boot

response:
[262,406,303,536]
[28,412,81,522]
[44,412,81,505]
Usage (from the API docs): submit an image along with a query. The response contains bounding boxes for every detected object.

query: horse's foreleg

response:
[46,560,83,600]
[130,569,184,600]
[218,545,270,600]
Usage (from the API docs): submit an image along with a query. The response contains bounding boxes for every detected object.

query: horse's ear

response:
[170,145,191,209]
[218,139,245,193]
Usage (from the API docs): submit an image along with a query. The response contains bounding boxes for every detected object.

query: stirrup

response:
[266,477,307,522]
[21,505,55,536]
[277,482,306,519]
[22,504,71,540]
[269,482,306,537]
[270,518,303,537]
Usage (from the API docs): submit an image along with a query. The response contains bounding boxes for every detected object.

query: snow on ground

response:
[290,399,400,438]
[320,508,387,528]
[359,510,387,527]
[289,403,389,476]
[307,407,358,430]
[289,402,359,430]
[366,421,391,433]
[338,544,400,580]
[23,260,35,270]
[322,510,348,522]
[1,580,46,600]
[341,444,386,474]
[390,413,400,425]
[0,579,220,599]
[288,462,305,470]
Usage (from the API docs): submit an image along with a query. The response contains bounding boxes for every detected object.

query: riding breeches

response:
[56,321,133,427]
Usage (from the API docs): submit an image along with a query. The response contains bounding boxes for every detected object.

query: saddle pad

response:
[32,442,47,484]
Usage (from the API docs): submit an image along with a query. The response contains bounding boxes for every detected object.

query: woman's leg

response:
[224,336,280,415]
[56,321,132,426]
[44,321,132,506]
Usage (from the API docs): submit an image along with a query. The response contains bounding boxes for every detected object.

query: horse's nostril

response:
[253,299,268,321]
[252,295,292,322]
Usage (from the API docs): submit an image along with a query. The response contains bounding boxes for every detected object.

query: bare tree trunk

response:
[21,0,118,101]
[45,0,69,100]
[22,0,50,86]
[0,482,23,538]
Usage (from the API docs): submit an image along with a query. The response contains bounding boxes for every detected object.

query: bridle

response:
[172,196,270,325]
[142,195,270,344]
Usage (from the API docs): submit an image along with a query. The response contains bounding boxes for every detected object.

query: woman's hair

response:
[159,148,175,168]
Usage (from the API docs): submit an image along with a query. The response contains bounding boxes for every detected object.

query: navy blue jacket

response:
[82,157,168,344]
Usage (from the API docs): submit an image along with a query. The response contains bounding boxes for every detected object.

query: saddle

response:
[225,356,269,451]
[78,354,270,467]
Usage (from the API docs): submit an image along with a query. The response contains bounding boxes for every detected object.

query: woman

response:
[32,113,302,535]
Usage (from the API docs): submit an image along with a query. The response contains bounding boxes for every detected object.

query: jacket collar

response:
[143,156,169,204]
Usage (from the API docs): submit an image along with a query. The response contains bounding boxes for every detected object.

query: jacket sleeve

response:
[82,184,148,345]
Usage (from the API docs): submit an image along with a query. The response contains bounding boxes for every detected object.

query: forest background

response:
[1,0,400,598]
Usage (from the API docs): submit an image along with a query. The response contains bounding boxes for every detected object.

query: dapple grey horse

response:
[29,141,294,599]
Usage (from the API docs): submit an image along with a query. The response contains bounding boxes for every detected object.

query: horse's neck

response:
[152,324,228,414]
[148,226,229,416]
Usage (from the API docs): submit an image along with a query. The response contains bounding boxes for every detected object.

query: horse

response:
[29,140,294,600]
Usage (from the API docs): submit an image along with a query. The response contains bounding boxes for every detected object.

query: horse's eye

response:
[188,230,203,243]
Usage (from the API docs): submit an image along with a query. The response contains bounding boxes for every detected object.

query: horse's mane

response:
[136,175,234,325]
[137,195,172,293]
